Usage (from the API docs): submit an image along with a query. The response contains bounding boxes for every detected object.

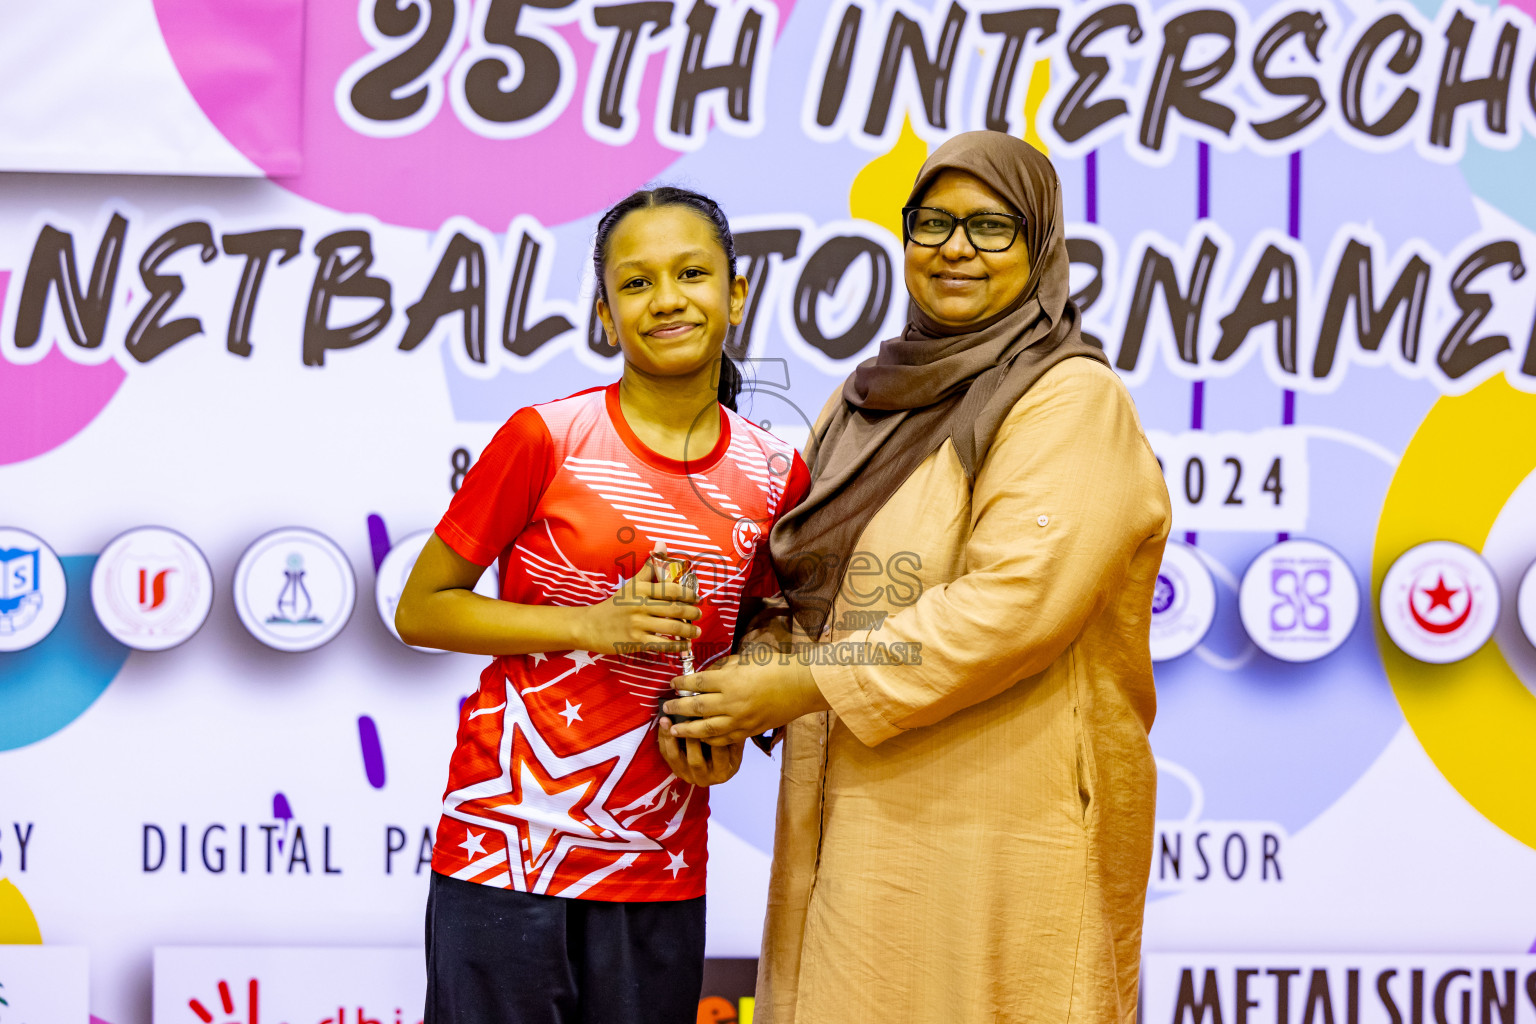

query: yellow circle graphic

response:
[0,878,41,943]
[1374,375,1536,849]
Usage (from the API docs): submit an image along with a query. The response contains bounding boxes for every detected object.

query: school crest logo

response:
[0,527,66,652]
[1149,542,1216,662]
[1379,541,1500,664]
[1239,539,1359,663]
[91,527,214,651]
[374,528,498,653]
[234,528,356,652]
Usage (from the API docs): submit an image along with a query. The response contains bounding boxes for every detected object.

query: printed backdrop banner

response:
[152,948,424,1024]
[1140,954,1536,1024]
[1,0,1535,1022]
[0,945,90,1024]
[0,0,303,177]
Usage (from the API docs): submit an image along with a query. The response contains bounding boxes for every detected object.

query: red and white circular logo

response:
[1380,541,1500,664]
[91,526,214,651]
[732,517,763,560]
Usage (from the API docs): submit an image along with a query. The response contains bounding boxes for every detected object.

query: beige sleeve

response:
[814,361,1170,746]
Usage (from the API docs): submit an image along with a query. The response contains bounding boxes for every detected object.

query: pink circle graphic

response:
[0,272,127,466]
[154,0,794,230]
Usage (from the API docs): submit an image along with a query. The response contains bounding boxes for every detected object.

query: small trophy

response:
[650,553,701,723]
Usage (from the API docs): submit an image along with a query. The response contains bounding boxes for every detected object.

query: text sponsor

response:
[1150,821,1287,891]
[142,823,345,876]
[1142,954,1536,1024]
[0,823,35,874]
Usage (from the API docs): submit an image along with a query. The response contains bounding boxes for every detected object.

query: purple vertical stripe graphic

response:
[1085,151,1098,223]
[1197,142,1211,221]
[1278,150,1303,544]
[1288,151,1302,241]
[1185,377,1202,551]
[1189,378,1205,541]
[358,715,387,789]
[1187,144,1212,548]
[367,513,391,572]
[1284,151,1302,431]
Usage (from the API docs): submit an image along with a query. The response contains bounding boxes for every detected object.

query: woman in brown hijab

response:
[664,131,1171,1023]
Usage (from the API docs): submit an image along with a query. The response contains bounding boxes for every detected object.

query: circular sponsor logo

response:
[1517,559,1536,651]
[1379,540,1500,664]
[234,528,356,652]
[375,529,498,653]
[1150,541,1216,662]
[0,527,67,652]
[1239,539,1360,663]
[90,527,214,651]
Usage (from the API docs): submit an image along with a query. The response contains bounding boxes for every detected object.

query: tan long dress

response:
[755,358,1172,1024]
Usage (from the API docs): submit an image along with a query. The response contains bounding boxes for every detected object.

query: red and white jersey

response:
[431,383,809,902]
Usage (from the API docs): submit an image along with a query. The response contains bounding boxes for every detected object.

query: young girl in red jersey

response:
[396,187,809,1024]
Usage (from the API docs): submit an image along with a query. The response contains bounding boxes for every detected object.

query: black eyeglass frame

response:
[901,205,1026,252]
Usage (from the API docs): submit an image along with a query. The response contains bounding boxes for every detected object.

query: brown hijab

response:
[768,131,1108,635]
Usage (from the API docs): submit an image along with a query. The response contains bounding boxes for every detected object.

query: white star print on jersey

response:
[430,383,810,901]
[442,690,661,895]
[665,851,688,878]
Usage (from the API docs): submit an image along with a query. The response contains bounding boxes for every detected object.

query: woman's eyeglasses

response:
[902,206,1024,252]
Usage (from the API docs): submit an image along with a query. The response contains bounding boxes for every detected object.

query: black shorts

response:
[423,871,706,1024]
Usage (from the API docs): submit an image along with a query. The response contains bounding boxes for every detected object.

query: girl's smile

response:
[647,319,702,340]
